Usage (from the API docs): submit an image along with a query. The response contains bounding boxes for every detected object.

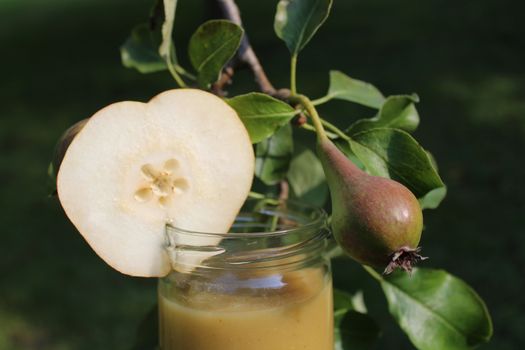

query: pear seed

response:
[158,196,173,208]
[163,159,178,173]
[134,188,153,202]
[172,178,189,193]
[140,164,158,181]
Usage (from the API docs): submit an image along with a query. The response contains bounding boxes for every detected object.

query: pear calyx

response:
[383,246,428,275]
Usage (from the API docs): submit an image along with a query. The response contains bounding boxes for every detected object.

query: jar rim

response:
[163,199,330,272]
[165,198,328,239]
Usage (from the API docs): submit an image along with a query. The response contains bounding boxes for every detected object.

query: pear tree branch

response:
[213,0,290,199]
[214,0,276,95]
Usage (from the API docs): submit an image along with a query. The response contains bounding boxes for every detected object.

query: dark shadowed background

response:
[1,0,524,349]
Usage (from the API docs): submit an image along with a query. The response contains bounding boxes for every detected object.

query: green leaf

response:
[334,138,365,170]
[334,289,367,314]
[120,23,167,73]
[334,289,380,350]
[226,93,296,143]
[426,150,440,172]
[287,149,328,206]
[325,70,385,108]
[156,0,190,86]
[417,150,446,209]
[188,20,243,88]
[159,0,177,61]
[378,268,493,350]
[419,185,447,209]
[274,0,333,54]
[255,124,294,185]
[349,128,445,199]
[348,94,420,133]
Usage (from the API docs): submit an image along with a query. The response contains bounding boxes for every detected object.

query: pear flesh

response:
[318,139,424,273]
[57,89,254,277]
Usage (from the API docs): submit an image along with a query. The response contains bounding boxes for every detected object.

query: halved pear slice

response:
[57,89,254,277]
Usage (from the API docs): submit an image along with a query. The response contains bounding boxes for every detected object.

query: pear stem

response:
[290,94,328,141]
[290,54,298,95]
[321,119,351,141]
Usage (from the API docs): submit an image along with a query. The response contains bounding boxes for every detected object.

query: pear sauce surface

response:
[159,268,333,350]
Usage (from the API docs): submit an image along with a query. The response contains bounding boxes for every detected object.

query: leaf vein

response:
[353,138,423,194]
[294,0,320,51]
[241,112,296,119]
[197,34,239,72]
[384,280,466,339]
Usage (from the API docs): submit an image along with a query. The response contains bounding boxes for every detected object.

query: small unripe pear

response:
[317,138,425,273]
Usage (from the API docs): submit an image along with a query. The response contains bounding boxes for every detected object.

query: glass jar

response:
[158,199,333,350]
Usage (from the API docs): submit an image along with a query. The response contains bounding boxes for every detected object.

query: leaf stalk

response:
[290,54,298,95]
[321,119,350,141]
[166,58,187,87]
[311,94,332,106]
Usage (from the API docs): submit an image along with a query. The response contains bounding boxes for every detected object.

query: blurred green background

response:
[1,0,524,349]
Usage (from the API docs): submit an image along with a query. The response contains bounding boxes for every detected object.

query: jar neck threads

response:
[165,199,329,273]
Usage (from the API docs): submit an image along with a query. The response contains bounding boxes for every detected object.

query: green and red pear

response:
[317,137,425,273]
